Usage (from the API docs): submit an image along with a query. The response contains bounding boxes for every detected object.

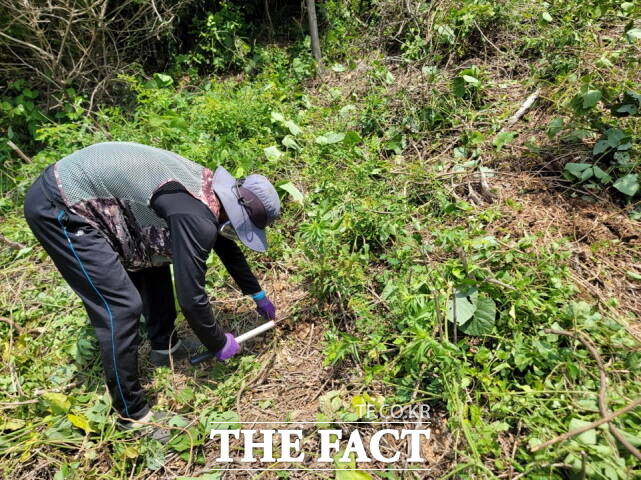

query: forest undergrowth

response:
[1,0,641,478]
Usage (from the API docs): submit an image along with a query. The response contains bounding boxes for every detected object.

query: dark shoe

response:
[118,410,173,443]
[149,336,203,367]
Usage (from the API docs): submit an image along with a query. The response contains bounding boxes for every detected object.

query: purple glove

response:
[252,291,276,320]
[215,333,240,361]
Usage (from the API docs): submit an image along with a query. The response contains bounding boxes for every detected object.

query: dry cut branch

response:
[0,0,196,105]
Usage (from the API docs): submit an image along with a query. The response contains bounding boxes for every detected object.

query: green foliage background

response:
[1,0,641,478]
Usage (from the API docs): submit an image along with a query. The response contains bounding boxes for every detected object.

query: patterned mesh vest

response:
[54,142,220,271]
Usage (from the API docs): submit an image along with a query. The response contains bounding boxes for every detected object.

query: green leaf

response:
[626,28,641,42]
[284,120,302,136]
[315,132,345,145]
[168,433,193,452]
[67,414,92,434]
[447,288,478,325]
[626,271,641,281]
[339,104,356,117]
[613,174,639,196]
[592,166,612,183]
[145,447,166,470]
[278,182,304,204]
[460,295,496,335]
[270,111,285,123]
[541,11,553,22]
[42,392,71,414]
[175,387,195,404]
[493,132,516,151]
[263,145,283,161]
[580,167,594,181]
[282,135,301,151]
[564,162,591,178]
[331,63,346,72]
[336,471,373,480]
[169,415,190,428]
[462,75,480,86]
[593,140,611,156]
[2,418,26,431]
[568,418,597,444]
[582,89,602,109]
[152,73,173,88]
[343,131,362,146]
[547,117,564,137]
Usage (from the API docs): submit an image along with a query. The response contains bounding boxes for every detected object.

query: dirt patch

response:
[146,271,452,479]
[469,171,641,339]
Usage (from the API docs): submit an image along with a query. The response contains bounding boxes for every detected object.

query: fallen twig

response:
[544,328,641,461]
[501,89,541,132]
[0,316,24,335]
[531,395,641,452]
[6,141,32,163]
[531,329,641,456]
[0,234,26,251]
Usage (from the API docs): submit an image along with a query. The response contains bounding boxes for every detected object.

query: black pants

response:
[24,166,177,420]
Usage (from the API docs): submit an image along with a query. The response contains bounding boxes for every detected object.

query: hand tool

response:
[189,320,277,365]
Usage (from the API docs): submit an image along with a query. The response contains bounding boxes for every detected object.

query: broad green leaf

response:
[2,418,25,431]
[284,120,302,136]
[580,166,594,181]
[350,395,368,417]
[593,140,611,156]
[145,447,165,470]
[282,135,301,150]
[462,75,480,86]
[123,446,139,458]
[315,132,345,145]
[614,151,631,165]
[153,73,173,87]
[592,166,612,183]
[319,391,342,416]
[175,387,195,404]
[568,418,597,444]
[270,111,285,123]
[168,433,193,452]
[460,295,496,335]
[42,392,71,414]
[564,162,591,178]
[204,410,239,430]
[278,182,304,204]
[626,28,641,42]
[68,414,92,434]
[613,174,639,196]
[168,415,190,428]
[263,145,283,161]
[582,89,601,109]
[447,288,478,325]
[547,117,564,137]
[605,128,626,146]
[493,132,516,151]
[343,131,362,146]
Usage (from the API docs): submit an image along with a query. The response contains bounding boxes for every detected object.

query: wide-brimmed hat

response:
[213,166,280,252]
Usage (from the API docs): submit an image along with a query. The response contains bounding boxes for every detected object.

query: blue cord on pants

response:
[56,210,130,417]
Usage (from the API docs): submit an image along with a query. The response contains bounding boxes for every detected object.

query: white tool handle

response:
[235,320,276,344]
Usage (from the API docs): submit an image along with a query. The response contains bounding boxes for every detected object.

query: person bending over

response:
[24,142,280,435]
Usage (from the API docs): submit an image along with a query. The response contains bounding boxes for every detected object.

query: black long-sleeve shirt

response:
[150,182,261,352]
